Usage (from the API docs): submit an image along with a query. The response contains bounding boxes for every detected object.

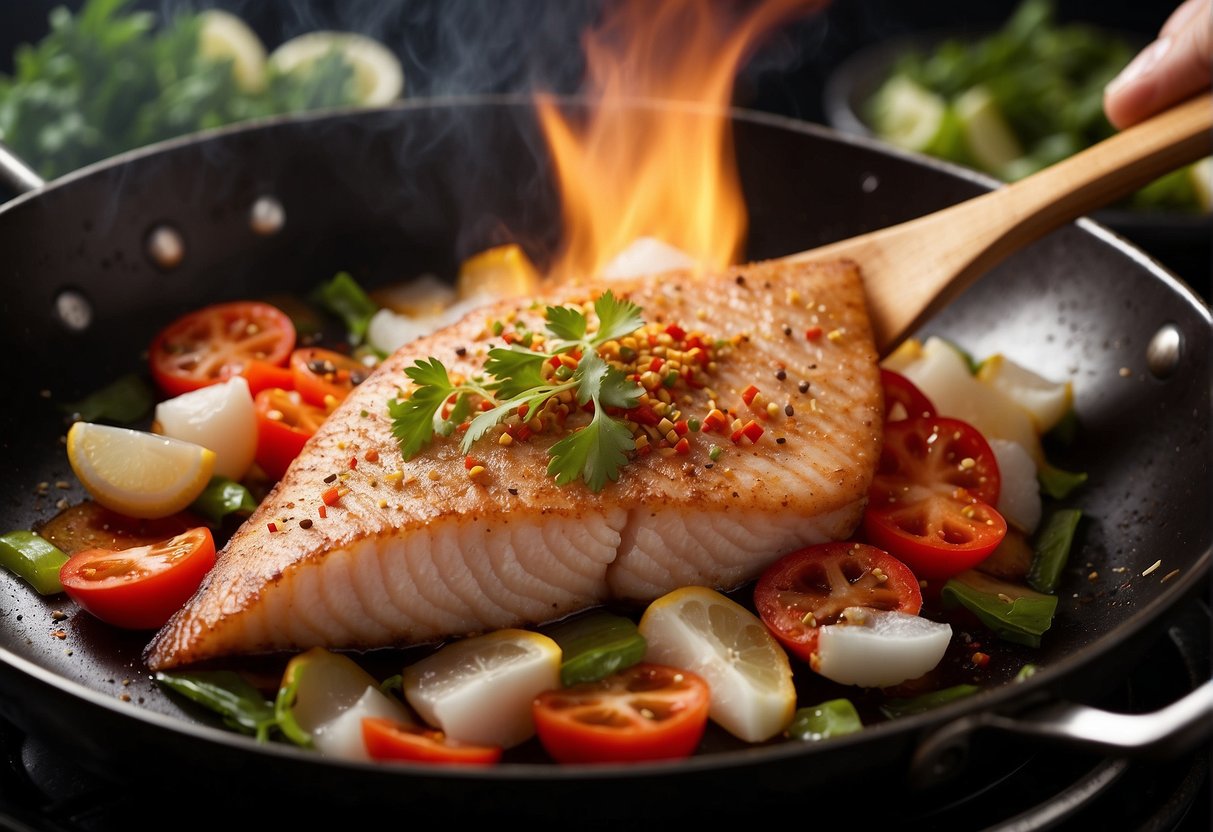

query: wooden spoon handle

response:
[790,94,1213,353]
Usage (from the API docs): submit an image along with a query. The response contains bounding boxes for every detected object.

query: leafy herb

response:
[190,476,258,525]
[61,373,154,425]
[155,670,279,742]
[786,699,863,741]
[390,291,645,492]
[941,570,1058,647]
[1037,461,1088,499]
[879,685,980,719]
[1027,508,1082,594]
[311,272,380,346]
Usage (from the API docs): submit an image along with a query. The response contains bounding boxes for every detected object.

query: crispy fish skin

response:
[145,258,882,670]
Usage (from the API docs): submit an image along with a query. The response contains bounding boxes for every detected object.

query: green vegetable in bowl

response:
[866,0,1208,212]
[0,0,403,180]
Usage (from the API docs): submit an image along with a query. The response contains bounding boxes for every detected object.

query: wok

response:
[0,96,1209,821]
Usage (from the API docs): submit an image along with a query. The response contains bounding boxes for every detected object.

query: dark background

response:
[1,0,1207,292]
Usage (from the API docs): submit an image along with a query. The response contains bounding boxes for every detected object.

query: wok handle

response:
[0,140,45,195]
[910,680,1213,789]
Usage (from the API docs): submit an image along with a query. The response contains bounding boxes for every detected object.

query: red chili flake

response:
[628,405,662,426]
[569,349,583,360]
[665,323,687,341]
[703,409,728,432]
[805,326,823,341]
[365,449,380,463]
[348,456,358,470]
[971,652,990,668]
[741,420,764,443]
[674,437,690,455]
[648,334,658,347]
[464,456,480,470]
[518,403,531,417]
[321,486,342,506]
[686,335,706,350]
[649,357,665,373]
[502,331,517,345]
[741,385,760,406]
[455,421,470,433]
[514,424,532,442]
[478,400,493,412]
[318,505,327,519]
[730,427,744,444]
[674,420,689,436]
[548,356,562,369]
[267,522,278,533]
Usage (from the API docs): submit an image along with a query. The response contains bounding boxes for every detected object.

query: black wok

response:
[0,96,1209,822]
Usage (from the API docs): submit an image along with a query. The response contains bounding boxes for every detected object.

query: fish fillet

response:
[145,258,882,670]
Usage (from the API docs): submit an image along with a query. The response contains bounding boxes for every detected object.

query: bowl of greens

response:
[0,0,404,184]
[823,0,1211,227]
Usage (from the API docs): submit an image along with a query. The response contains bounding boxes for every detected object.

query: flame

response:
[536,0,818,282]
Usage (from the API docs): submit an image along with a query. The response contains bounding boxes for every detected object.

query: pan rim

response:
[0,95,1209,782]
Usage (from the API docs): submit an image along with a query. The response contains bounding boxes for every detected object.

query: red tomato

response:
[289,347,373,407]
[149,301,296,397]
[753,542,922,665]
[532,663,710,764]
[59,527,216,630]
[361,718,502,766]
[881,369,936,421]
[254,388,330,481]
[240,359,296,397]
[864,416,1007,580]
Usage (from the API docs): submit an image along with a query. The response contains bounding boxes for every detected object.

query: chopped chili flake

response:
[464,456,480,470]
[674,437,690,455]
[321,486,342,506]
[365,449,380,463]
[674,420,689,436]
[665,323,687,341]
[267,523,278,533]
[741,420,764,443]
[318,505,327,519]
[703,409,728,432]
[649,357,665,373]
[741,385,760,406]
[805,326,823,341]
[348,456,358,470]
[971,652,990,668]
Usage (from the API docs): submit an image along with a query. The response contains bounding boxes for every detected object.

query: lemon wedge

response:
[67,422,215,519]
[638,586,795,743]
[402,629,561,749]
[198,9,268,93]
[269,32,404,106]
[976,353,1073,434]
[954,85,1023,176]
[457,244,542,302]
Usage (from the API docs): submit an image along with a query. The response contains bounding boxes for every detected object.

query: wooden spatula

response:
[784,94,1212,354]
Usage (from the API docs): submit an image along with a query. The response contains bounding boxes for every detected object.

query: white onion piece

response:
[989,438,1042,534]
[153,376,255,479]
[816,608,952,688]
[311,685,412,762]
[366,295,502,356]
[602,236,697,280]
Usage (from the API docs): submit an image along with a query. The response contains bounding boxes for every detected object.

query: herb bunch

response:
[389,291,646,492]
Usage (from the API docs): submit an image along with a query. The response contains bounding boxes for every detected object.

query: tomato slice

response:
[881,369,936,421]
[753,542,922,665]
[149,301,296,397]
[59,527,216,630]
[289,347,373,407]
[532,662,710,764]
[253,388,330,481]
[864,416,1007,580]
[362,718,503,766]
[240,359,296,397]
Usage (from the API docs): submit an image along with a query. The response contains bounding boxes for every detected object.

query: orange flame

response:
[537,0,818,283]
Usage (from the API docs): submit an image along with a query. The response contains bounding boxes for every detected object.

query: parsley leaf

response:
[547,408,636,492]
[592,290,644,346]
[545,305,588,343]
[389,357,457,458]
[485,347,550,399]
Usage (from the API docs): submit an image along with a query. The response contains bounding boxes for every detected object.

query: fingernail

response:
[1107,36,1173,94]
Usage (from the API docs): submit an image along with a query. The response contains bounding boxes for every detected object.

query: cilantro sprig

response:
[388,291,645,492]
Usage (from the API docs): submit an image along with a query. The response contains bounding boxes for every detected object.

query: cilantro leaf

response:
[572,350,609,406]
[592,290,644,345]
[547,409,636,492]
[545,305,588,343]
[485,347,550,399]
[390,358,457,459]
[598,365,644,410]
[405,356,454,389]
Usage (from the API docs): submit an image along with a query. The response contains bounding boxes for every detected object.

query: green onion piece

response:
[190,477,258,525]
[543,610,647,687]
[1027,509,1082,594]
[1015,664,1039,683]
[61,374,154,425]
[786,699,863,741]
[272,671,313,748]
[880,685,980,719]
[155,671,278,743]
[941,570,1058,647]
[0,531,69,595]
[1037,461,1088,499]
[311,271,379,345]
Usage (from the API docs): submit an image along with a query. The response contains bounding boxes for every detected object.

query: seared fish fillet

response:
[146,259,882,670]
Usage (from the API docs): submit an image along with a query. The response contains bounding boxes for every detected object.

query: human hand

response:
[1103,0,1211,129]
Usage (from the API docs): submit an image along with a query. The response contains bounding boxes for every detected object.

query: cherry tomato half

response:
[254,388,331,481]
[239,359,296,397]
[59,527,216,630]
[361,718,503,766]
[753,542,922,666]
[532,663,711,764]
[149,301,296,397]
[881,369,936,422]
[864,416,1007,580]
[289,347,373,408]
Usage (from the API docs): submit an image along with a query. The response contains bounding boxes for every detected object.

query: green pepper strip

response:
[544,610,648,687]
[0,531,69,595]
[880,685,980,719]
[155,671,278,743]
[190,477,258,525]
[1027,509,1082,594]
[786,699,863,741]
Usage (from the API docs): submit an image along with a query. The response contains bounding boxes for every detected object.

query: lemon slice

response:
[1191,157,1212,212]
[954,85,1023,176]
[457,244,542,301]
[638,586,795,743]
[402,629,561,749]
[269,32,404,106]
[871,76,948,153]
[198,10,268,94]
[976,353,1073,434]
[67,422,215,519]
[880,336,924,374]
